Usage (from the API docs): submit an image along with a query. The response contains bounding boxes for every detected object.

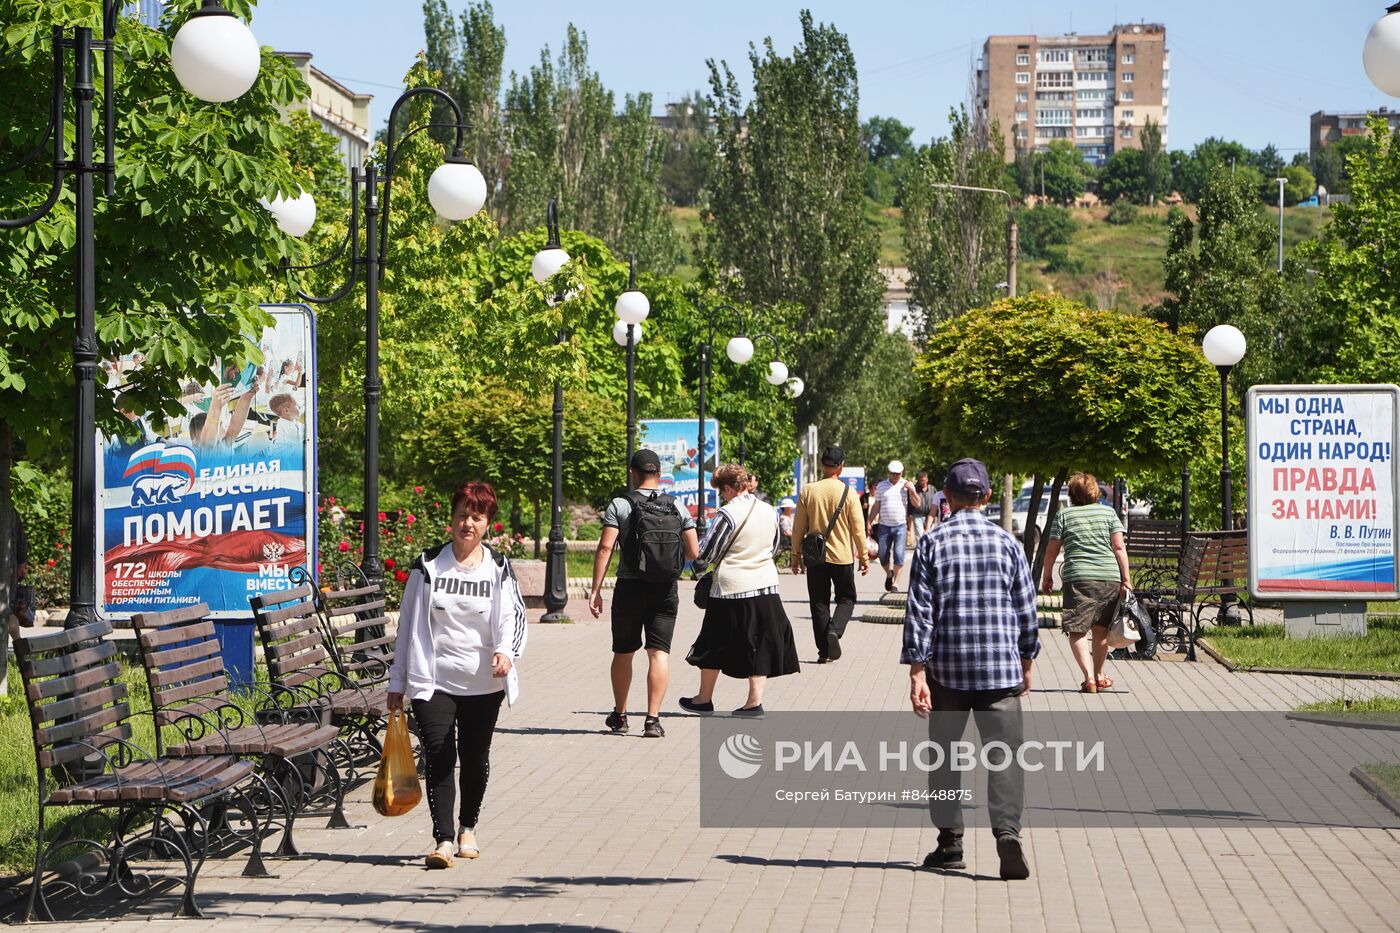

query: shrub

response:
[1106,201,1139,225]
[1014,204,1076,260]
[1043,246,1086,275]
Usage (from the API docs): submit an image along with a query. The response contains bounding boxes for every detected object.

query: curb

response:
[1350,765,1400,819]
[1196,638,1400,680]
[860,606,905,625]
[1284,711,1400,732]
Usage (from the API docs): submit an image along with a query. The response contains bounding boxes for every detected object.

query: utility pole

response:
[1275,177,1286,273]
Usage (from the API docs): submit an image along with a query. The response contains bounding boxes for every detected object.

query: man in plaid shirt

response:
[902,458,1039,880]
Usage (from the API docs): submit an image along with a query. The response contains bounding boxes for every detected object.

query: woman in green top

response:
[1040,472,1132,694]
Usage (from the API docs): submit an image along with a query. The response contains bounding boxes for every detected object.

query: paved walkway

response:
[45,572,1400,932]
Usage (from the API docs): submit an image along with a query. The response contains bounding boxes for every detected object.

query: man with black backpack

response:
[589,450,700,738]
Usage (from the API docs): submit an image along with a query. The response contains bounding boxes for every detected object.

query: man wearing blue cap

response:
[901,458,1040,880]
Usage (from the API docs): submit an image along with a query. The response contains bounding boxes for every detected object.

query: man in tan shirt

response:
[792,445,869,662]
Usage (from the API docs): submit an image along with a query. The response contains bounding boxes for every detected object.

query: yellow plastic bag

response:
[372,709,421,817]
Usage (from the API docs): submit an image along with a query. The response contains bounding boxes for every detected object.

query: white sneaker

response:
[425,840,455,869]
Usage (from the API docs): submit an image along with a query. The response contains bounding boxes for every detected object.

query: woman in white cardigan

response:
[681,463,799,716]
[388,481,527,869]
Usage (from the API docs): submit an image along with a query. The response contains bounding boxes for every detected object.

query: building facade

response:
[1309,108,1400,162]
[279,53,373,171]
[977,23,1168,166]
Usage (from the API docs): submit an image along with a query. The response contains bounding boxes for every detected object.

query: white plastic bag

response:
[1107,590,1142,649]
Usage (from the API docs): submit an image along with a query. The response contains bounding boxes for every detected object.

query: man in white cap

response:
[867,460,921,592]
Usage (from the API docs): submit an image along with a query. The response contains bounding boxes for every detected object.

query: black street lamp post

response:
[614,254,650,483]
[1,2,261,629]
[531,199,572,622]
[695,305,751,537]
[1200,324,1248,650]
[280,88,486,590]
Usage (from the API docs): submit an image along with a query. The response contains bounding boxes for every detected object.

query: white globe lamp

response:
[531,245,570,284]
[171,2,261,103]
[259,189,316,238]
[613,319,642,347]
[786,376,805,399]
[1202,324,1247,368]
[615,289,650,325]
[766,360,789,385]
[1364,4,1400,97]
[427,159,487,221]
[725,335,754,365]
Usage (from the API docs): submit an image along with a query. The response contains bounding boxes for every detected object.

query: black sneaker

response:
[732,704,765,717]
[885,571,895,592]
[643,716,665,738]
[605,710,628,734]
[679,696,715,714]
[921,846,965,871]
[996,834,1030,880]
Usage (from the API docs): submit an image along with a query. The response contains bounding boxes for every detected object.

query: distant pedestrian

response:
[791,446,868,662]
[908,471,935,538]
[1040,472,1131,694]
[867,460,921,592]
[681,464,799,716]
[777,498,795,552]
[903,458,1038,881]
[388,481,528,869]
[589,450,700,738]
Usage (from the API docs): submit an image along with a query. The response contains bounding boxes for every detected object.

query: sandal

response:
[1095,675,1114,691]
[1080,680,1098,694]
[457,828,480,859]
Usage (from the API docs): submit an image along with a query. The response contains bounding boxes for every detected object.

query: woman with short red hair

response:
[389,481,528,868]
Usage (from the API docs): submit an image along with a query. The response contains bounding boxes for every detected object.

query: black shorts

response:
[611,578,679,653]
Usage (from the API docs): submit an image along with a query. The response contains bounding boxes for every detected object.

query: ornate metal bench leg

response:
[274,758,305,857]
[321,746,352,830]
[230,787,271,879]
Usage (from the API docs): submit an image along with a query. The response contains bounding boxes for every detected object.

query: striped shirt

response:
[696,494,782,599]
[901,509,1040,692]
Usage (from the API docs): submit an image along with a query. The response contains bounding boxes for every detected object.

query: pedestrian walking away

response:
[791,445,868,662]
[388,480,528,870]
[868,460,921,592]
[1040,472,1131,694]
[681,464,800,717]
[589,449,701,738]
[902,458,1039,881]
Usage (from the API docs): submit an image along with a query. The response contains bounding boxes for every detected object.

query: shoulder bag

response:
[800,482,851,566]
[693,498,757,609]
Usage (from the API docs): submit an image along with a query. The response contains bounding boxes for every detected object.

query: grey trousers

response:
[927,679,1025,844]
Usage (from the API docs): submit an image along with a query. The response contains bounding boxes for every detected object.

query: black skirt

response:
[686,593,801,679]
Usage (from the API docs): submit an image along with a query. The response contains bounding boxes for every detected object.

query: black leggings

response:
[411,690,505,843]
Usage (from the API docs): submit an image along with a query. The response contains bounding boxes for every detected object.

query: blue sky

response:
[250,0,1394,155]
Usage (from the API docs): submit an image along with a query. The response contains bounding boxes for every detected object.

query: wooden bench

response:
[249,585,390,776]
[130,604,350,846]
[10,619,263,921]
[1136,530,1253,656]
[1125,519,1185,593]
[300,563,394,688]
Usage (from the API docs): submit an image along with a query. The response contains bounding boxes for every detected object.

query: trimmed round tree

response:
[912,293,1216,572]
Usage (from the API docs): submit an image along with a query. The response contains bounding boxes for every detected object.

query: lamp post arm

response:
[379,85,468,272]
[753,332,782,362]
[279,168,363,304]
[704,302,745,348]
[0,28,66,229]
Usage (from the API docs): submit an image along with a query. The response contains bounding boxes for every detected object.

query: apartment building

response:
[279,53,374,171]
[1309,108,1400,162]
[977,23,1168,166]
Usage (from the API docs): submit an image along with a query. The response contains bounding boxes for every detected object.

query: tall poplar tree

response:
[705,10,884,428]
[421,0,507,200]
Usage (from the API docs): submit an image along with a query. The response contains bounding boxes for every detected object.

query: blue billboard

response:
[638,418,721,519]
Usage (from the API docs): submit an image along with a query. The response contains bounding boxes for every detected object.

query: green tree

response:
[913,293,1215,568]
[421,0,507,200]
[1281,162,1315,205]
[500,25,677,271]
[1037,140,1092,204]
[901,106,1011,331]
[1013,204,1075,260]
[705,10,885,430]
[1294,115,1400,384]
[1173,137,1250,203]
[659,92,713,208]
[862,114,915,205]
[1098,147,1147,204]
[818,329,930,477]
[1,0,313,625]
[1140,116,1167,205]
[1156,163,1285,394]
